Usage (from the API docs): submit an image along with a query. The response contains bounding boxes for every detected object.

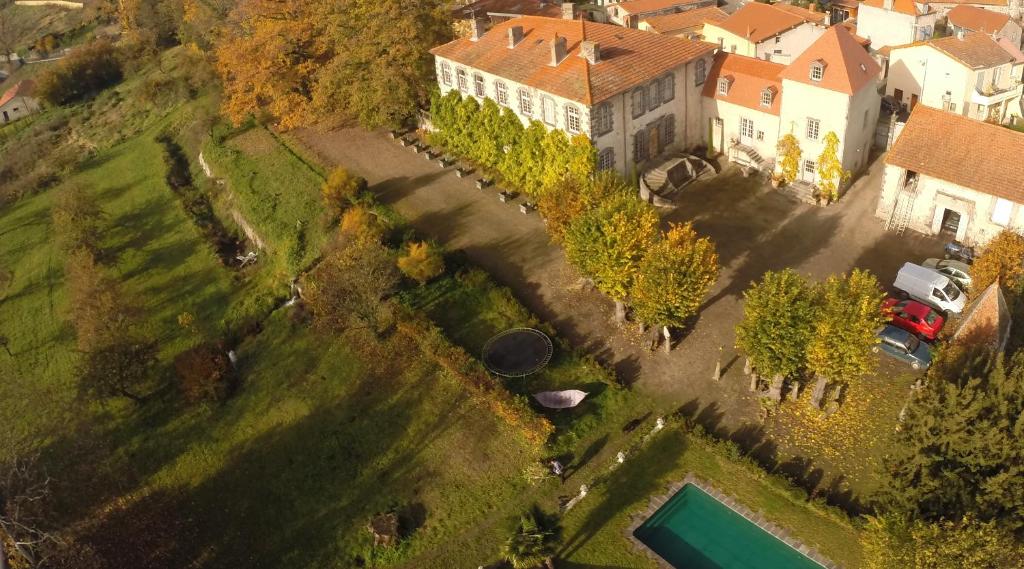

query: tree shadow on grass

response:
[558,430,688,561]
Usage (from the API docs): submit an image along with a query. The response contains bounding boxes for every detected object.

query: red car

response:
[882,298,945,341]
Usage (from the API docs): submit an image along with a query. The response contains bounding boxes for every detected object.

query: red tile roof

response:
[0,80,34,108]
[778,25,880,94]
[886,105,1024,203]
[928,31,1016,68]
[861,0,931,16]
[773,3,828,24]
[702,52,785,115]
[640,5,727,33]
[615,0,708,15]
[947,5,1010,34]
[710,2,824,44]
[430,16,717,105]
[837,20,872,46]
[452,0,563,19]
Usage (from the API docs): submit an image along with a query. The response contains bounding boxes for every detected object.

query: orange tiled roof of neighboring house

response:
[947,5,1010,34]
[452,0,563,19]
[702,52,786,115]
[615,0,707,15]
[430,16,716,105]
[711,2,824,44]
[928,31,1017,68]
[838,20,872,46]
[936,0,1007,5]
[640,6,728,34]
[773,3,828,24]
[886,105,1024,203]
[861,0,931,16]
[0,80,34,108]
[778,25,880,94]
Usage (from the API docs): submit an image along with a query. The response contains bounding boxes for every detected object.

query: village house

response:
[830,0,861,23]
[928,0,1019,17]
[702,1,828,64]
[886,31,1024,123]
[430,16,717,175]
[703,25,881,187]
[876,105,1024,245]
[606,0,715,29]
[638,5,728,39]
[0,80,40,124]
[451,0,569,26]
[857,0,939,50]
[947,4,1023,46]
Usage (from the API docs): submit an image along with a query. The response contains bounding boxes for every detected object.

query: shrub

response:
[340,205,382,243]
[35,40,124,106]
[173,342,235,403]
[321,167,366,219]
[397,241,444,284]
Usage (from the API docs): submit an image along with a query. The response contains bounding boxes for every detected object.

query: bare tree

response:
[0,451,61,569]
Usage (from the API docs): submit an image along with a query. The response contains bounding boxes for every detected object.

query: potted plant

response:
[770,172,785,189]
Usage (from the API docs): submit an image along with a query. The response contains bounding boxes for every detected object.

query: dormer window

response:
[810,61,825,82]
[717,77,730,95]
[760,88,774,107]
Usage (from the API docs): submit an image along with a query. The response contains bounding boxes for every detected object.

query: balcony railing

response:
[971,80,1023,105]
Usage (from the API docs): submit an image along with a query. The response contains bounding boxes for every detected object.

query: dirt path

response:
[292,127,942,499]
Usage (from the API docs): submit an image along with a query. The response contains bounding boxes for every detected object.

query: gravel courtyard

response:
[293,127,943,500]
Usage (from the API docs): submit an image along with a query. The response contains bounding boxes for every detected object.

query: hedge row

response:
[428,90,594,197]
[396,312,554,448]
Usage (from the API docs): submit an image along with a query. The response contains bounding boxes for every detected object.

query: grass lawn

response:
[202,126,328,272]
[1,114,547,569]
[556,426,865,569]
[401,268,642,456]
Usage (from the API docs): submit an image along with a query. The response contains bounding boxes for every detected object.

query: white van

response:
[893,263,966,314]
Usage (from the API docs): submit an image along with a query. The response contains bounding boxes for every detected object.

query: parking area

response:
[293,127,944,498]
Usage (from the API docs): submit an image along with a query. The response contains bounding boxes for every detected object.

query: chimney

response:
[550,34,568,65]
[562,1,576,19]
[808,2,816,12]
[580,40,600,64]
[883,0,894,10]
[470,17,488,41]
[508,25,524,48]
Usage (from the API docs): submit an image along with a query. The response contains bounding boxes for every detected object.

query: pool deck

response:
[626,474,841,569]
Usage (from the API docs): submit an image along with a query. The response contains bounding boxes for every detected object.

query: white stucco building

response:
[702,1,828,65]
[876,105,1024,245]
[857,0,939,50]
[430,16,716,175]
[703,25,882,186]
[0,80,39,124]
[886,31,1024,123]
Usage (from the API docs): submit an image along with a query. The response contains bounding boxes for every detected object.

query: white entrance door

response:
[739,117,754,145]
[802,159,817,183]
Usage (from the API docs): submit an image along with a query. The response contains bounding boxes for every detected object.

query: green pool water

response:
[633,484,823,569]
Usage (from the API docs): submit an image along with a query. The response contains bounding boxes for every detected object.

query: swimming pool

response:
[633,483,825,569]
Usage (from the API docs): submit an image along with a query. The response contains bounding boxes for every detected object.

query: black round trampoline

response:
[481,328,554,377]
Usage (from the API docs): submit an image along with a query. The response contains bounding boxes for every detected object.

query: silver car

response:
[922,258,972,291]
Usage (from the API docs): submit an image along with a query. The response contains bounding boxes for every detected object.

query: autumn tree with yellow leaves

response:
[397,242,445,285]
[537,172,633,244]
[631,223,719,352]
[214,0,451,130]
[815,131,851,202]
[970,229,1024,295]
[563,194,659,323]
[805,269,886,385]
